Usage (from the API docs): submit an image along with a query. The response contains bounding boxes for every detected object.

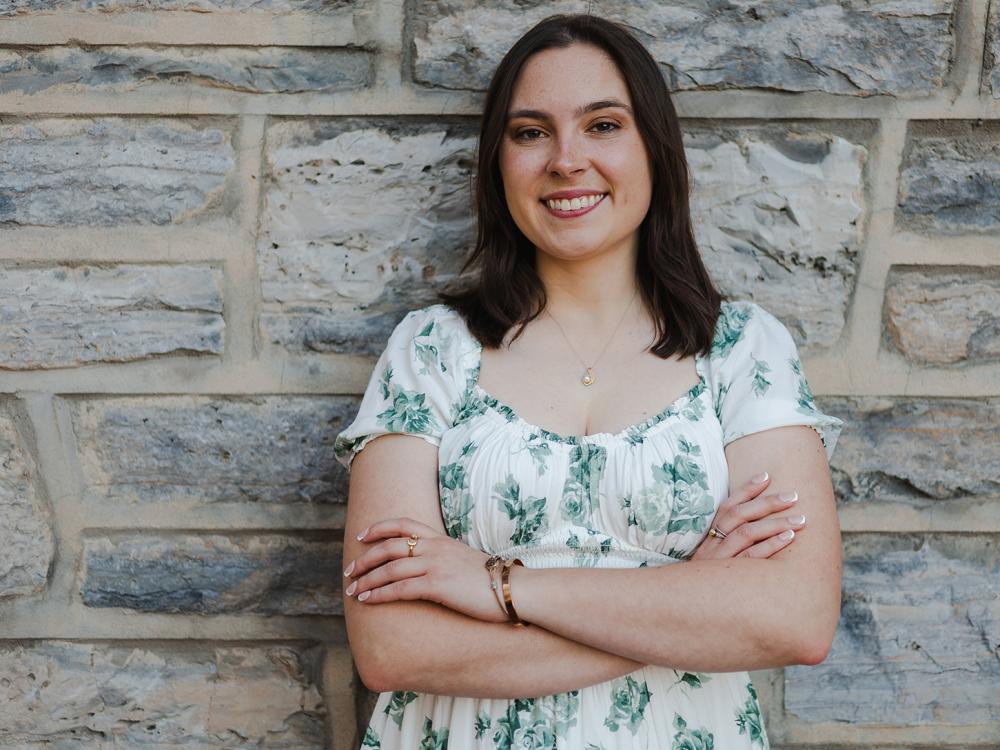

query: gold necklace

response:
[545,288,639,386]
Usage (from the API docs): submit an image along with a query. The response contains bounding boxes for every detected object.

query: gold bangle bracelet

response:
[502,558,528,627]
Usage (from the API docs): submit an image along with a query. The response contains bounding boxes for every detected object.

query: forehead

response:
[508,43,630,111]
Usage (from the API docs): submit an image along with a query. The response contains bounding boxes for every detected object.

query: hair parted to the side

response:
[436,12,727,358]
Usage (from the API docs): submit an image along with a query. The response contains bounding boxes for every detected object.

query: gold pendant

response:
[581,368,594,386]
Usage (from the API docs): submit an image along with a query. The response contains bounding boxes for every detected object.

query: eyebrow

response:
[506,98,634,122]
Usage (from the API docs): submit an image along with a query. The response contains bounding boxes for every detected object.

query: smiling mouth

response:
[541,193,608,218]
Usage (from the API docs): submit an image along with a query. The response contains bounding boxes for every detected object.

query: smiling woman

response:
[335,12,844,750]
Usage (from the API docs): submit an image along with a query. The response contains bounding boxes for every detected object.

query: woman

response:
[335,13,844,749]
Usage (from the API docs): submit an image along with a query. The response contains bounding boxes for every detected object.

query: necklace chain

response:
[545,288,639,386]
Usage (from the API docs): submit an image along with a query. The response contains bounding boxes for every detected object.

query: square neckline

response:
[454,309,709,445]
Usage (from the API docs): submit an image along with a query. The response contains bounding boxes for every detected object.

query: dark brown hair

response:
[436,12,725,358]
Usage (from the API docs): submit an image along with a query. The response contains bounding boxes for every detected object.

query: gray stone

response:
[0,641,326,747]
[884,267,1000,365]
[258,119,477,353]
[820,396,1000,504]
[687,125,865,351]
[0,403,53,599]
[897,122,1000,233]
[0,46,374,95]
[785,533,1000,725]
[988,1,1000,99]
[1,0,360,12]
[68,395,351,505]
[81,533,344,615]
[0,118,234,226]
[0,265,224,369]
[411,0,954,96]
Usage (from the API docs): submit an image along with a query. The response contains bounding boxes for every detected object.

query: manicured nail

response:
[779,529,795,540]
[345,581,357,596]
[356,527,369,541]
[780,491,799,503]
[358,591,370,601]
[343,561,355,577]
[750,472,768,484]
[791,515,806,525]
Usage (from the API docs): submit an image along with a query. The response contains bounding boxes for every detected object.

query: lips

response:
[541,192,607,218]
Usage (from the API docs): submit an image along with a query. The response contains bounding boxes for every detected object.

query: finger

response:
[356,573,430,604]
[717,472,771,511]
[716,514,807,556]
[358,517,440,543]
[348,557,424,600]
[714,489,799,537]
[350,536,429,578]
[737,528,797,558]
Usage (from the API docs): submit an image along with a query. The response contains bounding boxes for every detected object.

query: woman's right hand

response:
[690,472,806,561]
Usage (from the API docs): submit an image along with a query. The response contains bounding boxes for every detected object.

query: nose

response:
[546,132,587,177]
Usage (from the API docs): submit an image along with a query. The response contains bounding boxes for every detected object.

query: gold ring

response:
[407,533,419,557]
[707,526,727,540]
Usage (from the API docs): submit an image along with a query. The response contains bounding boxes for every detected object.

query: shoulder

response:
[385,303,475,381]
[709,299,794,362]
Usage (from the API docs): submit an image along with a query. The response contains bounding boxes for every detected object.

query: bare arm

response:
[507,425,843,671]
[343,434,644,699]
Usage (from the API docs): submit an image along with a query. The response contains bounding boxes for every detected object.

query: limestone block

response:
[785,533,1000,725]
[0,118,234,226]
[884,267,1000,365]
[687,125,865,351]
[0,46,374,95]
[898,122,1000,234]
[0,403,53,599]
[411,0,954,96]
[0,265,224,369]
[0,641,326,747]
[81,533,343,615]
[258,119,477,353]
[68,395,351,505]
[820,396,1000,504]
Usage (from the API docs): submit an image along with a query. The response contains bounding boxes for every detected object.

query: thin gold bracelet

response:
[502,558,528,627]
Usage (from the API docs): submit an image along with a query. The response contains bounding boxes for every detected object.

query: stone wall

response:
[0,0,997,747]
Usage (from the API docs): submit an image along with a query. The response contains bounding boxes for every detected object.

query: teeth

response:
[546,193,605,211]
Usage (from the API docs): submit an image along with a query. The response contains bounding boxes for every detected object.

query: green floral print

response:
[735,682,768,749]
[566,528,615,567]
[749,354,772,397]
[439,449,477,540]
[672,714,715,750]
[604,675,652,734]
[384,690,418,729]
[710,303,753,358]
[419,715,448,749]
[560,443,608,524]
[495,474,549,546]
[362,726,381,748]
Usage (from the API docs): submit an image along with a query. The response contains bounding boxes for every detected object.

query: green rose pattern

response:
[337,301,844,747]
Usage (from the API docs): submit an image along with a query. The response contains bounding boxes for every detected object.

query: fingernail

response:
[343,561,355,577]
[779,529,795,540]
[345,581,357,595]
[750,471,768,484]
[358,591,370,601]
[780,491,799,503]
[356,527,369,541]
[791,515,806,525]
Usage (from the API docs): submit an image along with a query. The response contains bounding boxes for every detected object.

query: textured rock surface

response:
[898,122,1000,233]
[0,265,224,369]
[0,46,374,95]
[0,403,53,599]
[0,641,326,747]
[821,396,1000,505]
[69,395,351,505]
[1,0,361,12]
[0,118,234,226]
[82,533,343,614]
[687,125,865,351]
[258,119,477,354]
[785,533,1000,725]
[411,0,954,95]
[884,267,1000,365]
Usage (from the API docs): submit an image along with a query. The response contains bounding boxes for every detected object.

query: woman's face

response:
[498,42,653,264]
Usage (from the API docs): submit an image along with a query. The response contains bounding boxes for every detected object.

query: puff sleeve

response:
[711,301,844,461]
[333,306,463,472]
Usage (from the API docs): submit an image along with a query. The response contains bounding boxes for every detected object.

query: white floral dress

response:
[335,300,843,750]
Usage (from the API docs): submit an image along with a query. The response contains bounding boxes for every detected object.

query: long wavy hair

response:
[436,12,725,357]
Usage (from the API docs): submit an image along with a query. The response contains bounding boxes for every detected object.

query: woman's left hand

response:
[344,517,511,624]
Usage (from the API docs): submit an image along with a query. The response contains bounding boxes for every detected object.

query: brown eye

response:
[514,128,544,141]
